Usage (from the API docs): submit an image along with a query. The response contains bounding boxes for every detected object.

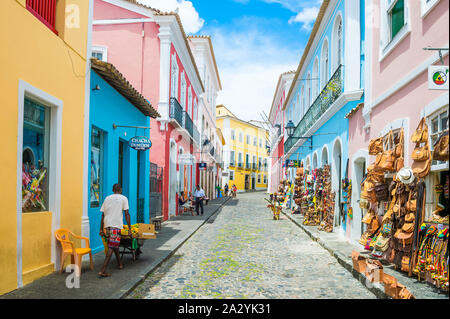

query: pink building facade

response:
[92,0,204,221]
[347,0,449,242]
[268,72,294,194]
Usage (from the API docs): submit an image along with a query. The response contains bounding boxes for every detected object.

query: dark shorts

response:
[105,227,121,249]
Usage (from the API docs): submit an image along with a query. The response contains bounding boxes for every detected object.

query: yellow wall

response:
[217,116,269,192]
[0,0,90,295]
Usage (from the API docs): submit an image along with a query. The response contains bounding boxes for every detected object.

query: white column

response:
[158,25,172,130]
[344,0,361,92]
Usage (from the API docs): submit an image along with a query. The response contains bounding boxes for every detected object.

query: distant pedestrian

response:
[216,184,221,198]
[224,184,229,196]
[98,184,132,278]
[193,184,206,216]
[232,184,237,198]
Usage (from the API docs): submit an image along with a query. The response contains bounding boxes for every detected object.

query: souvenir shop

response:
[289,162,336,233]
[358,116,449,293]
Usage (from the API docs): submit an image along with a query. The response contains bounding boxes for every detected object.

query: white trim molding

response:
[17,80,63,287]
[421,0,441,18]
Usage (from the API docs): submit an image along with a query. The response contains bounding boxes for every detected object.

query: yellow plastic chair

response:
[54,228,93,276]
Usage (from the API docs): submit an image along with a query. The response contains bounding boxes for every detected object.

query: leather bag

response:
[432,131,449,161]
[375,131,396,172]
[402,222,414,233]
[394,129,404,158]
[352,250,367,273]
[398,287,415,299]
[375,235,390,252]
[395,230,414,248]
[412,149,432,178]
[405,213,415,223]
[383,274,405,299]
[369,137,383,155]
[375,182,389,202]
[395,156,404,171]
[405,192,416,212]
[411,117,428,144]
[412,144,430,161]
[365,259,384,283]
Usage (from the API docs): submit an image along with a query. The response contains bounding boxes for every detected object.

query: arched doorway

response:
[312,152,318,170]
[332,139,342,228]
[168,141,177,217]
[321,146,329,166]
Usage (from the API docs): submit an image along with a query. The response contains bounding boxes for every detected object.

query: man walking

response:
[98,183,132,278]
[193,184,206,216]
[224,183,229,197]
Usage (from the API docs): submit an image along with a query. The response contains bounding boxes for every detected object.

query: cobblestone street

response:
[128,192,377,299]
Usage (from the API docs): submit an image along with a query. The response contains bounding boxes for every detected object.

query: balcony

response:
[284,64,343,154]
[182,111,194,138]
[169,97,183,128]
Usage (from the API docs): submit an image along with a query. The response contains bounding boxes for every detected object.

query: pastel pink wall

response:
[371,0,448,101]
[94,0,148,20]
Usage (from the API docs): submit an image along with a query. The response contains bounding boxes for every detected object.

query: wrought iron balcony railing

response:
[284,64,343,154]
[182,111,194,138]
[169,97,183,128]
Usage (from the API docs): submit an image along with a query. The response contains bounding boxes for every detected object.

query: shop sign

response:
[286,160,299,167]
[179,154,194,165]
[199,163,207,170]
[428,65,449,90]
[130,136,152,151]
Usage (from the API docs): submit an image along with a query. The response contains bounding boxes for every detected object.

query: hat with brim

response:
[397,167,415,185]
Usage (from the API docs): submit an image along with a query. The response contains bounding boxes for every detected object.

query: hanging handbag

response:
[395,156,404,171]
[432,131,449,161]
[369,137,384,155]
[394,129,404,158]
[375,182,389,202]
[405,192,416,212]
[411,117,429,144]
[405,213,415,223]
[375,235,390,252]
[412,144,430,161]
[375,131,396,172]
[381,222,392,235]
[412,149,432,178]
[402,222,414,233]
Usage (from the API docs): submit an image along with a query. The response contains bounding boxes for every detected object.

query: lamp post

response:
[285,120,312,150]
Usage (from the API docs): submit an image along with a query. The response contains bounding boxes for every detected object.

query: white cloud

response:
[288,6,319,31]
[209,25,300,121]
[136,0,204,33]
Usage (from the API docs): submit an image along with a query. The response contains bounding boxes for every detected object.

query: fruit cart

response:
[103,223,157,262]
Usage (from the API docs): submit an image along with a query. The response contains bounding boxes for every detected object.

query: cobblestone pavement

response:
[127,192,377,299]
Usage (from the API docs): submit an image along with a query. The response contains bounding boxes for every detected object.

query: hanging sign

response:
[286,160,299,167]
[130,136,152,151]
[428,65,449,90]
[199,163,207,170]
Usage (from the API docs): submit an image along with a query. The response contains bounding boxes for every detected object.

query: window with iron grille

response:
[26,0,58,35]
[429,108,449,167]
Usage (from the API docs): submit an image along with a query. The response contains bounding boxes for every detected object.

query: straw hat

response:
[397,167,415,185]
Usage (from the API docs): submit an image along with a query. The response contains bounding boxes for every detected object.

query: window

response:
[239,132,243,142]
[245,154,250,169]
[321,40,329,89]
[180,72,187,109]
[421,0,440,17]
[259,138,262,147]
[170,55,179,98]
[22,98,51,212]
[26,0,58,35]
[333,16,343,72]
[306,73,311,109]
[188,86,193,117]
[313,57,319,99]
[253,137,257,146]
[238,153,243,167]
[430,108,449,167]
[300,86,305,118]
[246,135,250,144]
[258,175,261,184]
[230,151,235,166]
[252,155,257,169]
[193,99,198,122]
[258,157,262,169]
[231,129,235,140]
[89,127,105,208]
[383,128,402,151]
[229,170,234,181]
[263,175,268,184]
[387,0,405,40]
[92,46,108,62]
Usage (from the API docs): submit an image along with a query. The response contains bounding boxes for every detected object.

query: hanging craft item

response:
[411,117,432,178]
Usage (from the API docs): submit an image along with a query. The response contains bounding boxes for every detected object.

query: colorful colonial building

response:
[0,0,92,294]
[217,105,270,192]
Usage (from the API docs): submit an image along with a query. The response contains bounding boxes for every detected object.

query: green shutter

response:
[391,0,405,39]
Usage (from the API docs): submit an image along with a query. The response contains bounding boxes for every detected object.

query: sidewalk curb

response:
[116,196,232,299]
[282,211,389,299]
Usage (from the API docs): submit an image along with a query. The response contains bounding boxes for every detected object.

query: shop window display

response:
[90,127,104,208]
[22,98,50,213]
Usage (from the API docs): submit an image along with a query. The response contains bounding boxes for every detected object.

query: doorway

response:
[353,158,366,238]
[169,141,177,217]
[118,139,130,198]
[332,139,342,228]
[251,176,256,190]
[245,175,250,190]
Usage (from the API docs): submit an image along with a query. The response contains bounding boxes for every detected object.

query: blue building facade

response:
[283,0,365,235]
[88,64,154,254]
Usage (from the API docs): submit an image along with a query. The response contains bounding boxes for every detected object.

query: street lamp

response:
[285,120,312,150]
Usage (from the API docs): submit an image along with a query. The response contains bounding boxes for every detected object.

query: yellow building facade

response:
[0,0,92,294]
[216,105,269,192]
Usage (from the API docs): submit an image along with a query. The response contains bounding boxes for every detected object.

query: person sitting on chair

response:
[178,191,188,214]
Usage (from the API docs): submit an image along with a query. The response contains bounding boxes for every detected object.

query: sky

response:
[137,0,322,122]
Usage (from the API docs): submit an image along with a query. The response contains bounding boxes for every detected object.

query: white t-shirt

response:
[193,189,205,198]
[100,194,129,229]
